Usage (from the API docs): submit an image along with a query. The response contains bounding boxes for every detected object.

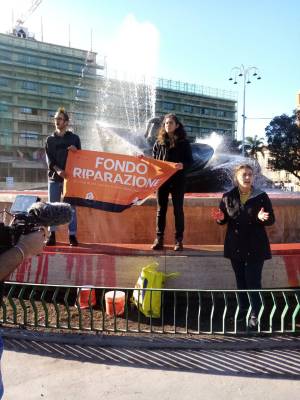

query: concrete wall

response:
[7,249,298,289]
[1,192,299,245]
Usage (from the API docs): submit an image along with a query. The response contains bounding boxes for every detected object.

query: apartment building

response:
[0,31,104,188]
[155,78,237,141]
[0,30,236,188]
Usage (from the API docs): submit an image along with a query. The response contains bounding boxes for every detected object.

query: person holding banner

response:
[45,107,81,246]
[151,113,193,251]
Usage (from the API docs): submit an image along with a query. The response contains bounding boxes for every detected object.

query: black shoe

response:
[151,238,164,250]
[46,232,56,246]
[69,235,78,246]
[174,241,183,251]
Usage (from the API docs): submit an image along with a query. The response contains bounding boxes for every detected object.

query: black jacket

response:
[153,138,193,166]
[218,187,275,262]
[152,138,193,184]
[45,130,81,182]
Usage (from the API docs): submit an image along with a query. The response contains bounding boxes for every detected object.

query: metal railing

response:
[1,283,299,335]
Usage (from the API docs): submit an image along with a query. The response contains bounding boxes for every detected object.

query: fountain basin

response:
[0,191,299,245]
[1,190,300,289]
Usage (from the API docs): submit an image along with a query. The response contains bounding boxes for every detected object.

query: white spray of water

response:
[89,14,160,152]
[195,131,223,153]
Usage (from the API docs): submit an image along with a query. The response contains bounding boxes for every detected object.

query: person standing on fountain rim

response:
[45,107,81,246]
[212,163,275,328]
[151,113,193,251]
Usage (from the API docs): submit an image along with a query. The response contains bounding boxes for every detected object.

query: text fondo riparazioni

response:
[72,157,161,188]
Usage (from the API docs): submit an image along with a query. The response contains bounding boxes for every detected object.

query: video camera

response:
[0,195,72,254]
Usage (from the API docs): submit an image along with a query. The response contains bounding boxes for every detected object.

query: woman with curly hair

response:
[151,113,193,251]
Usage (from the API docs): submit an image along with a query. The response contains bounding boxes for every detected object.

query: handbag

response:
[132,262,179,318]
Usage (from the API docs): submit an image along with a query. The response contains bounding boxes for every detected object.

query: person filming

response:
[0,229,45,399]
[0,230,45,280]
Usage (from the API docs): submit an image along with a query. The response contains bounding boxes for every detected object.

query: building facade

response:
[0,31,237,189]
[97,77,237,147]
[0,31,104,188]
[155,78,237,141]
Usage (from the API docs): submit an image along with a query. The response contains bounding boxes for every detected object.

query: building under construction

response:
[0,29,236,188]
[0,31,105,188]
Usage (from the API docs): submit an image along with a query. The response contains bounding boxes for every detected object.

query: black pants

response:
[230,259,264,316]
[156,178,185,242]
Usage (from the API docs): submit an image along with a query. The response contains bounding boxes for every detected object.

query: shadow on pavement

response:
[3,334,300,380]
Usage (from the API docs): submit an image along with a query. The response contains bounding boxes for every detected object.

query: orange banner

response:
[63,150,179,212]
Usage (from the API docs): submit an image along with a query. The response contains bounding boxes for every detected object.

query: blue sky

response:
[2,0,300,139]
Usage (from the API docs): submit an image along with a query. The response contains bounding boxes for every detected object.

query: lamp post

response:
[228,65,261,156]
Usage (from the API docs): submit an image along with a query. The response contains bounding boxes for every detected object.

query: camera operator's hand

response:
[17,230,45,258]
[0,230,45,281]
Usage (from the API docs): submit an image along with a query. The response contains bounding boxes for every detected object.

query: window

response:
[20,107,32,114]
[20,131,39,140]
[18,54,41,65]
[76,89,89,98]
[0,104,9,112]
[47,59,68,70]
[183,105,192,113]
[0,50,11,61]
[162,101,175,111]
[20,107,38,115]
[22,81,38,91]
[225,111,234,119]
[200,128,211,135]
[0,134,12,145]
[48,85,64,94]
[0,78,8,86]
[73,64,84,73]
[217,110,225,118]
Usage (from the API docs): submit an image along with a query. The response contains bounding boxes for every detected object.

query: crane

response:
[16,0,43,26]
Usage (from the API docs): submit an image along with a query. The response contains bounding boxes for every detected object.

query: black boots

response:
[151,238,183,251]
[174,241,183,251]
[46,232,79,247]
[46,232,56,246]
[151,237,164,250]
[69,235,78,246]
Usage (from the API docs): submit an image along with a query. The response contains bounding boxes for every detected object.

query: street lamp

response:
[228,65,261,156]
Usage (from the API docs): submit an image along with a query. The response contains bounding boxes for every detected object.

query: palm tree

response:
[244,135,265,159]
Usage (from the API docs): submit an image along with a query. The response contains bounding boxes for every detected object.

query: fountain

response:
[94,110,272,194]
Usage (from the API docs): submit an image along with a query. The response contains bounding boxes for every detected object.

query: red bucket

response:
[78,288,96,309]
[105,291,125,316]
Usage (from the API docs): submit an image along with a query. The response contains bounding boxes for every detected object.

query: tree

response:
[244,135,265,159]
[265,111,300,181]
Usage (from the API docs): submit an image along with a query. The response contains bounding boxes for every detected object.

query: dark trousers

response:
[230,259,264,316]
[156,179,185,242]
